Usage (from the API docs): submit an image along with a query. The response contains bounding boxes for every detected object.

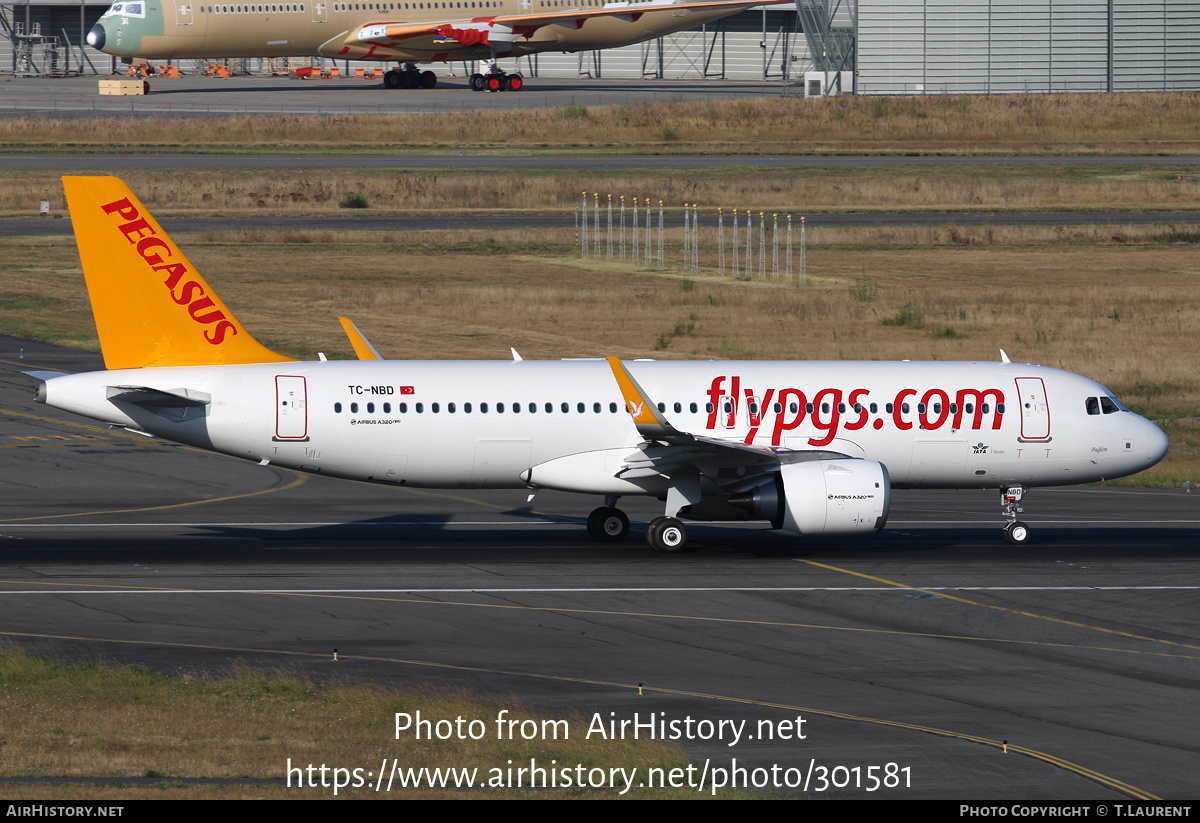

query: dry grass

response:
[8,164,1200,216]
[3,93,1200,154]
[0,643,696,798]
[4,224,1200,485]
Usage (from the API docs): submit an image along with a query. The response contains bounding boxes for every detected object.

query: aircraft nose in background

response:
[86,22,106,50]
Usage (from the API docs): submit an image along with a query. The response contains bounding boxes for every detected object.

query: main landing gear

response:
[1001,485,1031,544]
[586,504,629,542]
[469,69,523,92]
[585,497,692,553]
[384,65,437,90]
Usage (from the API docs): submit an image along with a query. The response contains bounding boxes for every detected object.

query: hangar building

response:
[2,0,1198,93]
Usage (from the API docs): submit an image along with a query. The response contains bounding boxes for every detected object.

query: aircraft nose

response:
[86,22,106,50]
[1144,418,1169,466]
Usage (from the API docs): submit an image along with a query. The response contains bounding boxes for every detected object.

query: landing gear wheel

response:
[505,73,523,91]
[400,71,417,89]
[647,516,688,553]
[486,74,502,92]
[1004,521,1031,545]
[586,506,629,543]
[469,73,485,91]
[384,69,403,89]
[420,70,437,88]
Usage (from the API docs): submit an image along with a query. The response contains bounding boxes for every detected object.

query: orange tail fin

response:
[63,176,295,369]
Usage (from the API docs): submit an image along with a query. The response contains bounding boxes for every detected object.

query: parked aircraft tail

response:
[62,175,294,370]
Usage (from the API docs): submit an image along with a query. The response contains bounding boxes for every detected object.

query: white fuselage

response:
[41,358,1168,497]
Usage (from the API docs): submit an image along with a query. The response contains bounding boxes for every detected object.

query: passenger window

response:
[432,402,439,413]
[658,402,666,412]
[383,402,391,413]
[690,403,697,413]
[334,402,342,413]
[448,402,456,413]
[577,402,585,413]
[367,402,374,413]
[593,402,601,413]
[351,402,358,413]
[464,402,471,413]
[674,402,682,413]
[399,402,407,413]
[609,402,618,413]
[415,403,423,413]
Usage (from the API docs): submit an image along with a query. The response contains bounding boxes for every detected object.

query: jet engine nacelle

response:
[730,459,891,536]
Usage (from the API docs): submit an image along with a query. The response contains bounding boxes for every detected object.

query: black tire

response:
[587,507,629,542]
[647,517,688,553]
[1004,520,1031,545]
[506,73,523,91]
[420,70,437,88]
[384,70,403,89]
[486,75,502,92]
[469,73,485,91]
[400,71,417,89]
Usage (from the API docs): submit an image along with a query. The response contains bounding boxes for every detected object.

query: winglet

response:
[339,317,382,360]
[605,356,690,443]
[62,176,295,370]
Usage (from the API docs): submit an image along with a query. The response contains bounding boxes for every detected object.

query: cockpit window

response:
[106,1,145,16]
[1086,397,1100,415]
[1100,396,1122,414]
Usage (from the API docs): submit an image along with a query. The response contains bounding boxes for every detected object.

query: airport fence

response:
[576,193,806,285]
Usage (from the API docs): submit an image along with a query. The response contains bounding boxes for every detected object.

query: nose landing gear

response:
[1001,486,1031,544]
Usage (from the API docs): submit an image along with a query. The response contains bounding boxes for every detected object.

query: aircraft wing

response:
[606,357,848,488]
[338,0,787,57]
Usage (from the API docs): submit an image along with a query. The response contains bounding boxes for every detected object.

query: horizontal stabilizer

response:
[106,385,212,407]
[23,370,68,381]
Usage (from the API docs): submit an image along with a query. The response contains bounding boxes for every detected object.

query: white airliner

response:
[33,177,1168,552]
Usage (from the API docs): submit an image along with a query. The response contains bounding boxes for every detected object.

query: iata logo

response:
[973,443,988,454]
[100,197,237,346]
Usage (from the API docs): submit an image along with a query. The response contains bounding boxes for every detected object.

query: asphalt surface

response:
[0,75,793,117]
[2,335,1199,799]
[6,210,1200,237]
[5,152,1200,170]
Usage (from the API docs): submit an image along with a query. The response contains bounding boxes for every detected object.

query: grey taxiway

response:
[2,336,1199,799]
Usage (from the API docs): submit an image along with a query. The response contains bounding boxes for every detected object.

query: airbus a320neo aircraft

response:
[87,0,789,90]
[32,177,1167,552]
